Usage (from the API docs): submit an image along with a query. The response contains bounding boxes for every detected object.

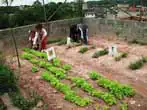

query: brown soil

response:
[8,36,147,110]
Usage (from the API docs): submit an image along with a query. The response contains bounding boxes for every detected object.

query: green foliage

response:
[92,49,108,58]
[120,102,128,110]
[115,52,128,61]
[71,77,116,105]
[21,52,66,79]
[129,57,147,70]
[0,102,6,110]
[79,47,89,54]
[41,72,91,106]
[102,106,110,110]
[9,92,32,110]
[30,59,40,65]
[47,38,64,44]
[31,66,39,73]
[62,64,72,71]
[9,92,41,110]
[0,64,17,94]
[23,48,47,59]
[53,58,61,67]
[20,52,33,60]
[89,71,102,80]
[89,72,135,99]
[47,66,66,79]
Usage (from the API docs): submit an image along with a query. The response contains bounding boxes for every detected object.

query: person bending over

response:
[34,24,48,51]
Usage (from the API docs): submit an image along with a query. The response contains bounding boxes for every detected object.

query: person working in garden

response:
[33,24,48,51]
[28,29,39,50]
[69,24,89,45]
[69,24,80,43]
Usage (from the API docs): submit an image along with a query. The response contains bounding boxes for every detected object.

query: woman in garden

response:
[35,24,48,51]
[28,29,39,50]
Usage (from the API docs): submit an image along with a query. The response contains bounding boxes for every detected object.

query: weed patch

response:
[79,47,89,54]
[92,49,108,58]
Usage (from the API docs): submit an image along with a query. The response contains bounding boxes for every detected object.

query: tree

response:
[33,0,42,7]
[1,0,14,6]
[75,0,84,17]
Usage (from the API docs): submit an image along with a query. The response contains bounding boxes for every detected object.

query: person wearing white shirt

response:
[35,24,48,51]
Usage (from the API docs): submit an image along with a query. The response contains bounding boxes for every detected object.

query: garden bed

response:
[7,36,147,110]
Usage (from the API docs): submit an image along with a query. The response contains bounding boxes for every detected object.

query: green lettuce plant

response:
[71,77,116,105]
[89,71,135,99]
[41,72,91,106]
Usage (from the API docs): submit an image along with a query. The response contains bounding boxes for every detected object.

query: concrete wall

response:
[0,17,147,55]
[0,18,81,55]
[84,18,147,43]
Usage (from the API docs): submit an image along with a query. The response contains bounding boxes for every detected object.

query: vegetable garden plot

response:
[20,48,137,109]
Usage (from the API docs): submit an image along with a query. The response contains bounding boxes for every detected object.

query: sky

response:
[0,0,99,6]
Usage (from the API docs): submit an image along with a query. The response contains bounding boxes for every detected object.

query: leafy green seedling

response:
[89,71,102,80]
[32,66,39,73]
[115,52,128,61]
[92,49,108,58]
[62,64,72,71]
[79,47,88,54]
[129,57,146,70]
[53,58,61,67]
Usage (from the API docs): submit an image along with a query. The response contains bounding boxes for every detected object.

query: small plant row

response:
[114,52,128,61]
[79,47,89,54]
[21,53,66,79]
[32,66,39,73]
[71,77,117,105]
[23,48,72,71]
[92,49,108,58]
[89,71,135,99]
[129,56,147,70]
[23,48,47,59]
[41,72,91,107]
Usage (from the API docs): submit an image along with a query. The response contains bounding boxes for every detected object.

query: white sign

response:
[108,45,118,57]
[67,37,71,46]
[45,47,56,61]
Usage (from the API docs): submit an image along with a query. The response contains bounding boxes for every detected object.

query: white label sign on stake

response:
[108,45,118,57]
[67,37,71,46]
[45,47,56,61]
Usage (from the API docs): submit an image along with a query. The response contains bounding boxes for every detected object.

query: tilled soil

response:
[8,36,147,110]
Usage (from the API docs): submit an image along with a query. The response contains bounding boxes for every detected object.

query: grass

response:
[79,47,89,54]
[47,38,63,44]
[129,57,147,70]
[92,49,108,58]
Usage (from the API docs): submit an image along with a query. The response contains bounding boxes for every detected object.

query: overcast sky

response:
[0,0,99,6]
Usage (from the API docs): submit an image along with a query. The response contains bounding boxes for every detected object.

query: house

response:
[82,2,107,18]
